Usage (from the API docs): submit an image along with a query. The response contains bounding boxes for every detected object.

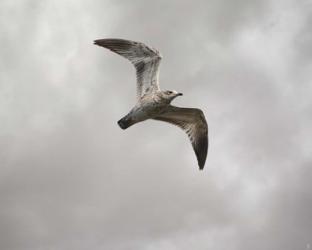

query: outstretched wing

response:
[154,106,208,170]
[94,38,162,99]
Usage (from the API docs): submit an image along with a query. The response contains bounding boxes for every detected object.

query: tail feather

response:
[117,116,133,130]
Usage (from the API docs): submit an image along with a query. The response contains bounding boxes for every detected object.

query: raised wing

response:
[154,106,208,170]
[94,38,162,99]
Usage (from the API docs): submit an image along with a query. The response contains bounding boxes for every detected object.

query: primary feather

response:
[94,39,162,99]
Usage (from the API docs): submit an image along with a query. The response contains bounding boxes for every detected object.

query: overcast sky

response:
[1,0,312,249]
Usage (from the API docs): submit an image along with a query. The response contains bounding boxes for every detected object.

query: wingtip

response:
[198,152,207,170]
[93,39,107,46]
[196,137,207,171]
[93,39,100,46]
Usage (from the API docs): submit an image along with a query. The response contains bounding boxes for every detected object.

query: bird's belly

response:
[132,103,166,121]
[142,103,166,116]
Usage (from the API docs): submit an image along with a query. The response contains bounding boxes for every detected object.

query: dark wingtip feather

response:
[93,39,99,45]
[93,39,108,46]
[94,39,109,48]
[93,39,133,53]
[195,134,208,170]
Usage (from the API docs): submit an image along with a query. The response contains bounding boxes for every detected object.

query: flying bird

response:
[94,38,208,170]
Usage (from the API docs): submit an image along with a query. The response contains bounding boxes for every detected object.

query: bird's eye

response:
[166,91,173,94]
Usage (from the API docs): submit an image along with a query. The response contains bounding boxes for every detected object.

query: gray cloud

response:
[0,0,311,249]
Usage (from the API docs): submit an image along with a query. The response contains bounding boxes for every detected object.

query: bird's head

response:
[161,90,183,103]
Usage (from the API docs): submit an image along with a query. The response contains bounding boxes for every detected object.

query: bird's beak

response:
[177,93,183,96]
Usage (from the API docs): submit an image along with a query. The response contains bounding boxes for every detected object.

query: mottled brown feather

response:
[153,106,208,170]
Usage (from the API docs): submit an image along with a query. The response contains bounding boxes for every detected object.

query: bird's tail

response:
[117,114,135,130]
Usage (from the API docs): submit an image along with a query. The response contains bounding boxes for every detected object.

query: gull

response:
[94,38,208,170]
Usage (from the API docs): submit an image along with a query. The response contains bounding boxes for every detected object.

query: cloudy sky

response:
[1,0,312,249]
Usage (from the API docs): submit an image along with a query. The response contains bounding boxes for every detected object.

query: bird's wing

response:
[94,38,162,99]
[153,105,208,170]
